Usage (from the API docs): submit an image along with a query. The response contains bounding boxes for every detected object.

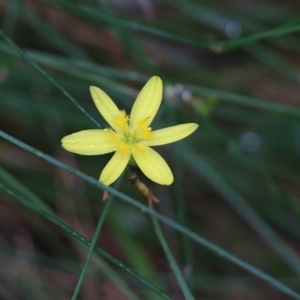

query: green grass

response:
[1,0,300,299]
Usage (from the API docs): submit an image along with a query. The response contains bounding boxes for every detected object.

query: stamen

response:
[140,127,153,139]
[105,128,121,142]
[137,115,151,127]
[117,143,131,154]
[132,116,154,141]
[114,110,129,131]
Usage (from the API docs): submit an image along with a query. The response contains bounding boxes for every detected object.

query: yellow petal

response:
[130,76,162,131]
[147,123,199,146]
[90,86,120,131]
[100,151,131,185]
[61,130,116,155]
[132,145,173,185]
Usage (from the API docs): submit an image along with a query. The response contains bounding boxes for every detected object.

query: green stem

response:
[150,203,194,300]
[1,129,300,300]
[0,180,171,299]
[168,104,193,279]
[71,179,122,300]
[3,0,22,37]
[0,29,102,128]
[173,159,193,278]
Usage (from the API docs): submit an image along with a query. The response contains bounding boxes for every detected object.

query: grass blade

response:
[1,129,300,299]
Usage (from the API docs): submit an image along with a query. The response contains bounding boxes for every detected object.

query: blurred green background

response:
[1,0,300,299]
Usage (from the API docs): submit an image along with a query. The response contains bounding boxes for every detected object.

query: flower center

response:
[126,135,136,145]
[107,111,154,152]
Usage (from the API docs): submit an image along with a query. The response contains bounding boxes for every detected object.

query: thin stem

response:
[168,104,193,278]
[1,129,300,300]
[3,0,22,37]
[150,202,194,300]
[0,29,102,128]
[173,157,193,277]
[71,179,122,300]
[0,181,171,300]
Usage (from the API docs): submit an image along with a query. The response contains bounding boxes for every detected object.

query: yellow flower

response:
[61,76,198,186]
